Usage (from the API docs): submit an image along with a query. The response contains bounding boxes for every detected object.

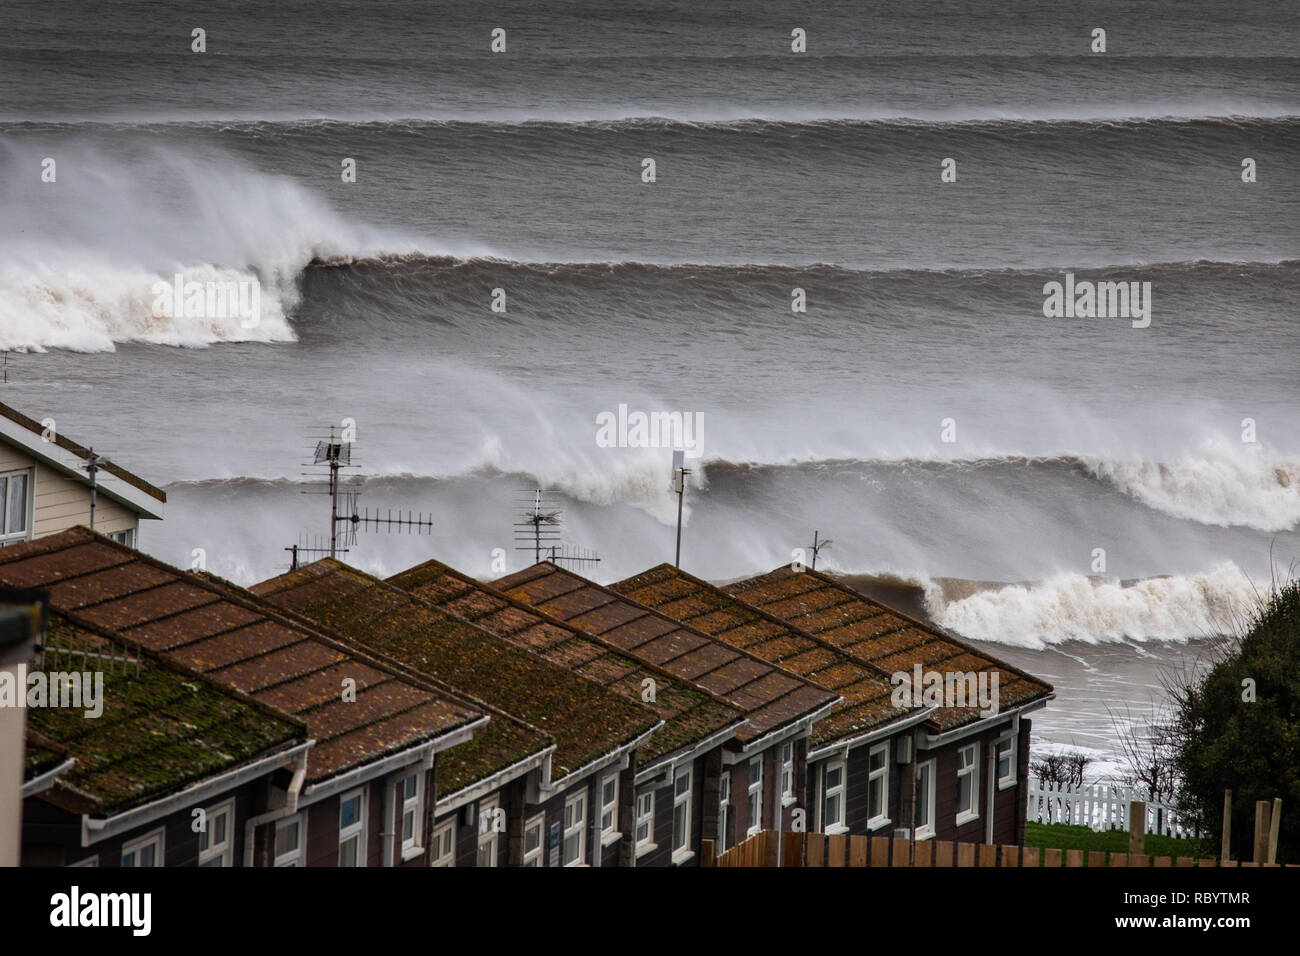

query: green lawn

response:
[1025,822,1206,860]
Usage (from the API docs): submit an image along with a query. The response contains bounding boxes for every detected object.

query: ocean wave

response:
[926,563,1259,647]
[1084,444,1300,532]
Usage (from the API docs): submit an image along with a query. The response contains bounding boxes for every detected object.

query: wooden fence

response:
[705,830,1290,868]
[1026,777,1197,838]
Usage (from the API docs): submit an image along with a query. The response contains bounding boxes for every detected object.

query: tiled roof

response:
[0,529,485,785]
[724,566,1053,731]
[387,558,744,765]
[253,560,661,784]
[494,563,840,744]
[22,611,306,815]
[612,564,925,748]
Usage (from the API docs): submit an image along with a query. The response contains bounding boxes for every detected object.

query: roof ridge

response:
[497,563,841,718]
[387,558,748,722]
[618,563,905,685]
[745,564,1052,693]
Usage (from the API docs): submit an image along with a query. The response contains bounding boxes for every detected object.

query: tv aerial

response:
[514,488,600,569]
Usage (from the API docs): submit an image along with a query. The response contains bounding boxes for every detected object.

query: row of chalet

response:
[4,526,1053,867]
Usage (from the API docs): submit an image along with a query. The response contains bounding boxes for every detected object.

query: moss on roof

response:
[256,561,659,782]
[24,616,305,814]
[389,558,743,765]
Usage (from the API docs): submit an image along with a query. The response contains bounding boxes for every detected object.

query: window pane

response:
[525,825,541,853]
[675,772,690,796]
[870,748,886,772]
[603,779,616,804]
[402,809,415,842]
[8,474,27,534]
[826,793,841,826]
[340,795,360,828]
[563,833,579,864]
[275,821,299,857]
[869,778,883,819]
[404,775,418,801]
[139,844,156,867]
[339,837,358,867]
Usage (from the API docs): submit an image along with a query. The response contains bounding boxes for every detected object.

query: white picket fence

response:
[1026,777,1198,838]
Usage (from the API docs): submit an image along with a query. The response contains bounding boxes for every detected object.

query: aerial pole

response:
[84,448,103,531]
[671,450,690,568]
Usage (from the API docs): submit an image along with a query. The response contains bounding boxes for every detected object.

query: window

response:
[717,771,731,853]
[821,760,847,833]
[105,528,135,548]
[746,757,764,836]
[562,791,586,866]
[121,829,163,867]
[599,773,620,845]
[477,795,500,867]
[780,741,795,804]
[956,744,979,825]
[399,771,423,857]
[0,470,31,546]
[671,766,692,862]
[430,819,455,867]
[198,799,234,866]
[914,759,936,839]
[523,814,546,867]
[273,814,306,867]
[996,735,1017,789]
[867,742,891,829]
[338,787,366,867]
[634,790,655,854]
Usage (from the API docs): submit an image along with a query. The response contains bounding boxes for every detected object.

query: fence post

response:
[1267,798,1281,865]
[1221,789,1232,864]
[1129,801,1146,856]
[1253,800,1271,864]
[701,838,715,867]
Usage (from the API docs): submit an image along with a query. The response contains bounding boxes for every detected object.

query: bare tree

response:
[1031,750,1093,823]
[1106,701,1180,835]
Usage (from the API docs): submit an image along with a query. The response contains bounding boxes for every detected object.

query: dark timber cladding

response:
[0,528,485,784]
[26,611,305,815]
[724,566,1053,730]
[610,564,925,748]
[252,559,661,781]
[494,563,840,743]
[387,557,745,765]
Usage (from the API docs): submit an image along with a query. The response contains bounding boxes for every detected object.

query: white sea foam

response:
[0,142,480,352]
[1084,442,1300,532]
[927,563,1258,648]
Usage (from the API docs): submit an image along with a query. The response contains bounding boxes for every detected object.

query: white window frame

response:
[634,790,656,857]
[779,740,796,806]
[995,733,1017,790]
[477,795,500,867]
[599,773,621,846]
[337,787,367,867]
[121,827,164,867]
[820,759,847,834]
[717,770,731,853]
[746,756,764,837]
[671,766,693,864]
[105,528,136,548]
[955,743,980,826]
[430,818,455,867]
[198,798,234,867]
[562,790,587,867]
[398,770,424,860]
[69,855,99,867]
[523,813,546,867]
[867,741,891,830]
[914,758,936,840]
[0,469,33,547]
[273,812,306,867]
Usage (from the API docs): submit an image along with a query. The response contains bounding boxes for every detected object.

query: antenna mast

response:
[671,451,690,568]
[808,529,832,571]
[514,489,601,569]
[83,447,103,531]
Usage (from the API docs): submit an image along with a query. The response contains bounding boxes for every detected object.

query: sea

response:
[2,0,1298,778]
